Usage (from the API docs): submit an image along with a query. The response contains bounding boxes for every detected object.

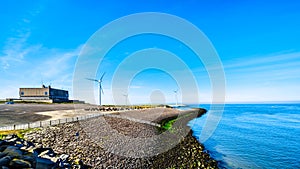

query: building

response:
[19,85,69,103]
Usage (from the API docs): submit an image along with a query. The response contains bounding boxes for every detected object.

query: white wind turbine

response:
[123,93,128,106]
[173,89,178,106]
[86,72,105,106]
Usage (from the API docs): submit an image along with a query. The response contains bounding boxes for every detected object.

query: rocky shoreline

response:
[0,134,88,168]
[1,108,218,168]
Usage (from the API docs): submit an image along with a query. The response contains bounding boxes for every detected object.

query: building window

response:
[45,92,48,95]
[20,92,24,95]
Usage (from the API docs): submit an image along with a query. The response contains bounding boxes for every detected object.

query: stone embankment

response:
[0,134,88,168]
[1,108,218,168]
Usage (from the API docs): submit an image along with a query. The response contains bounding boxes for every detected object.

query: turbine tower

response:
[123,93,128,106]
[173,89,178,106]
[86,72,105,106]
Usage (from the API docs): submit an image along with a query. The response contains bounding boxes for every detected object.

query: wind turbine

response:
[123,93,128,106]
[86,72,105,106]
[173,89,178,106]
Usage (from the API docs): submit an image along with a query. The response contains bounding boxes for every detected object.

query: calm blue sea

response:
[188,104,300,169]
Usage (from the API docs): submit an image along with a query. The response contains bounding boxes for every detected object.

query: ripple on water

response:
[189,104,300,169]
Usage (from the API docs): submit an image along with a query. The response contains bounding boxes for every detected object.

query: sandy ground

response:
[34,109,91,120]
[0,103,97,127]
[34,108,119,121]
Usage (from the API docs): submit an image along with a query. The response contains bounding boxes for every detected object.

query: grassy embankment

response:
[159,109,204,131]
[0,128,41,140]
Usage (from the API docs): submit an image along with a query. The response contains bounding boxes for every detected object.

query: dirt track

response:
[0,103,92,127]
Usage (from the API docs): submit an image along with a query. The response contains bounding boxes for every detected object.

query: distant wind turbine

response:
[173,89,178,106]
[123,93,128,106]
[86,72,105,106]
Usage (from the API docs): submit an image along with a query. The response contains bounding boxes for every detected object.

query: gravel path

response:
[0,104,92,127]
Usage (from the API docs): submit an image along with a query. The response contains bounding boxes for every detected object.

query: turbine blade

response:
[86,78,98,82]
[100,72,106,81]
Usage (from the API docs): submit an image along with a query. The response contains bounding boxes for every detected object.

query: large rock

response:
[0,156,12,166]
[36,157,56,169]
[0,140,4,146]
[22,153,36,167]
[34,148,56,157]
[3,146,23,158]
[0,145,8,152]
[4,134,16,140]
[59,154,69,162]
[9,158,31,168]
[0,152,7,159]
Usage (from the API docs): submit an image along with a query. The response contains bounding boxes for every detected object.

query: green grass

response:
[159,112,197,132]
[161,119,177,130]
[0,128,41,140]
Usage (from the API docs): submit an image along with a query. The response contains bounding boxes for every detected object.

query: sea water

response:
[188,104,300,169]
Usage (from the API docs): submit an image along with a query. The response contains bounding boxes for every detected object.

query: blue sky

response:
[0,0,300,104]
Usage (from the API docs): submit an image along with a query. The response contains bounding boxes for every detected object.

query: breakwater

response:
[1,108,218,168]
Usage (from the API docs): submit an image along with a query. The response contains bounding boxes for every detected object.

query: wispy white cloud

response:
[0,33,33,71]
[224,51,300,70]
[0,2,42,71]
[190,51,300,102]
[0,27,82,86]
[193,51,300,74]
[23,45,83,95]
[224,51,300,82]
[35,47,81,78]
[0,29,82,98]
[220,51,300,102]
[0,1,47,72]
[129,85,142,89]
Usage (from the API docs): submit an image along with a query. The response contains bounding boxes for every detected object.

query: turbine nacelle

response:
[86,72,106,106]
